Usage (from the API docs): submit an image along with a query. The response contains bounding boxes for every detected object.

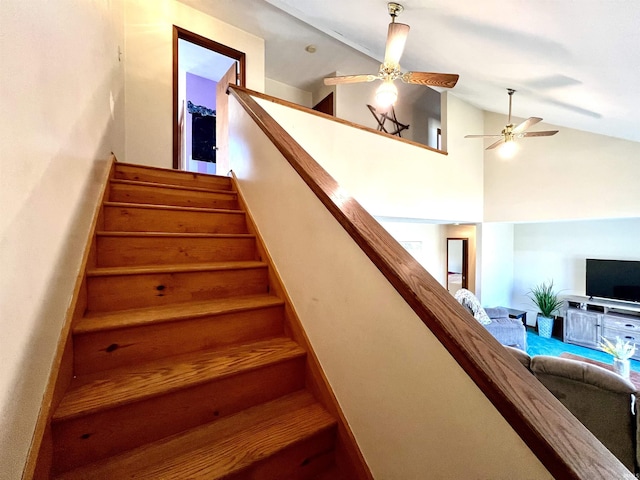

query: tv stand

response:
[564,295,640,361]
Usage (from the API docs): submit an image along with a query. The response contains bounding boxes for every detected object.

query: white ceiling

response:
[178,39,236,81]
[179,0,640,143]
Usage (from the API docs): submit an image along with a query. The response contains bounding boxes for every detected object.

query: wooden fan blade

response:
[401,71,459,88]
[324,74,378,86]
[487,138,505,150]
[465,134,502,138]
[513,117,542,134]
[384,22,410,67]
[521,130,559,137]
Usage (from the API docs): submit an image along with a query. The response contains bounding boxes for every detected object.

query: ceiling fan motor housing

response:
[388,2,404,19]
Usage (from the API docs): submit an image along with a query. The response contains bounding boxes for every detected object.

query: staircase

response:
[48,162,347,479]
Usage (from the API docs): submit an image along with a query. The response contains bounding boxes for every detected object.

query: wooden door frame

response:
[447,237,469,291]
[172,26,246,170]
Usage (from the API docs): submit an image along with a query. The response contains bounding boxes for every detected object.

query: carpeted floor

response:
[526,328,640,373]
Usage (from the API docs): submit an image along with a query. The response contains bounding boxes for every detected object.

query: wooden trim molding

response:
[172,26,246,170]
[22,155,117,479]
[228,85,634,480]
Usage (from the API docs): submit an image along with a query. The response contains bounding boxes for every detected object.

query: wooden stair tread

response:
[103,201,243,214]
[95,231,255,239]
[55,392,336,479]
[53,337,305,422]
[86,260,267,277]
[75,295,284,334]
[115,162,229,180]
[110,178,237,195]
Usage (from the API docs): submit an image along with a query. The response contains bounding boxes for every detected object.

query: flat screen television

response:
[586,259,640,303]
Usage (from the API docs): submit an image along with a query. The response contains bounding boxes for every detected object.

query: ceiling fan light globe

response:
[375,80,398,108]
[499,139,518,159]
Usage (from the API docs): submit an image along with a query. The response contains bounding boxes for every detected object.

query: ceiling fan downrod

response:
[507,88,515,125]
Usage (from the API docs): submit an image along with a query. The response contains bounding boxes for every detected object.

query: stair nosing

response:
[110,178,238,196]
[75,295,285,334]
[103,201,244,214]
[94,231,256,239]
[54,391,333,480]
[52,337,306,423]
[86,261,267,277]
[115,162,230,181]
[126,403,337,479]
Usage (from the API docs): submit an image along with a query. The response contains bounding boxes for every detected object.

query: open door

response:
[215,64,237,176]
[447,238,468,295]
[173,26,245,171]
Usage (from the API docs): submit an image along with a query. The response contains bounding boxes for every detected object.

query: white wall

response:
[0,0,124,477]
[333,79,439,146]
[477,223,515,308]
[228,93,552,480]
[511,218,640,324]
[377,219,446,285]
[265,78,312,107]
[255,93,485,222]
[124,0,265,168]
[484,111,640,222]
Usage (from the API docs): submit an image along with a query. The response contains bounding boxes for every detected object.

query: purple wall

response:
[186,73,217,173]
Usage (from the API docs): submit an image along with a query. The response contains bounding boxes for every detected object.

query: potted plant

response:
[528,280,564,338]
[600,337,636,379]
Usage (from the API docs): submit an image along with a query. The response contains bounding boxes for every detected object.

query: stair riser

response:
[103,205,247,234]
[86,268,268,312]
[73,306,285,375]
[95,235,257,267]
[51,359,306,474]
[110,183,239,210]
[227,427,337,480]
[113,165,232,190]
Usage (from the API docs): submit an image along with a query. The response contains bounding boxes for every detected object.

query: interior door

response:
[214,64,237,176]
[447,238,469,295]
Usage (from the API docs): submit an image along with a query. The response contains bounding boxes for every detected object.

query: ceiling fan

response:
[465,89,559,152]
[323,2,459,107]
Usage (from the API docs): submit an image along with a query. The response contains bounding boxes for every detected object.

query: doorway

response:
[447,238,468,295]
[172,26,246,173]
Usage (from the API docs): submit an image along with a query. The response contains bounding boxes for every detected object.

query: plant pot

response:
[537,315,554,338]
[613,358,631,379]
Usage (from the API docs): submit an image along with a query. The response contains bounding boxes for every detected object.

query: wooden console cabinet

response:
[564,295,640,361]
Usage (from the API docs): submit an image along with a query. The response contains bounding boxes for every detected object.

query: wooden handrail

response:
[228,85,634,479]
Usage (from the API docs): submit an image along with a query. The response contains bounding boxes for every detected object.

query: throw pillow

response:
[454,288,492,325]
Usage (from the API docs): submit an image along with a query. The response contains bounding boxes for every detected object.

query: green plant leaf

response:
[527,280,564,318]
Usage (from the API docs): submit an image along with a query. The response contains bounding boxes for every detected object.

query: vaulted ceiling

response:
[180,0,640,143]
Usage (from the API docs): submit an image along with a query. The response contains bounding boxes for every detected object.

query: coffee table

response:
[559,353,640,390]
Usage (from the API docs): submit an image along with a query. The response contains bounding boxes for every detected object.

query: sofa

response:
[504,347,638,473]
[454,289,527,351]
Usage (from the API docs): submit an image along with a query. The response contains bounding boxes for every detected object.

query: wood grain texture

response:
[55,392,332,480]
[114,162,233,190]
[32,160,343,478]
[52,359,306,474]
[102,202,248,234]
[73,300,285,374]
[22,155,116,480]
[85,262,268,312]
[55,337,305,422]
[95,232,257,266]
[76,295,284,334]
[109,180,239,210]
[229,86,635,480]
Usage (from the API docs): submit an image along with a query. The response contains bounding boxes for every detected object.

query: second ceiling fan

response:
[323,2,459,107]
[466,89,559,152]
